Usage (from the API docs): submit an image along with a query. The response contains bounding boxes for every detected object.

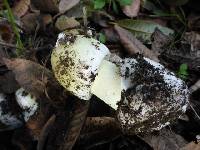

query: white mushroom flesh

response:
[15,88,38,122]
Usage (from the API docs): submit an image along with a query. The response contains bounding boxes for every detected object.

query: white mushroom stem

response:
[91,60,121,109]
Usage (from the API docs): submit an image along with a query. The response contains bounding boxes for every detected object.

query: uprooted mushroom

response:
[51,31,189,134]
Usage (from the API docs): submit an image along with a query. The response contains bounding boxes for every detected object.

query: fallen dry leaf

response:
[58,0,80,13]
[12,0,30,18]
[162,32,200,72]
[59,100,89,150]
[41,14,53,26]
[82,117,118,133]
[114,25,159,62]
[21,13,39,33]
[0,71,20,93]
[37,115,56,150]
[32,0,80,13]
[143,129,188,150]
[188,13,200,31]
[184,32,200,53]
[180,142,200,150]
[31,0,59,13]
[0,21,14,43]
[151,29,171,54]
[3,58,67,106]
[92,11,115,27]
[55,15,80,31]
[122,0,140,18]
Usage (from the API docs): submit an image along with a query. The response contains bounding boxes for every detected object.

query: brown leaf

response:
[55,15,80,31]
[102,27,119,43]
[58,0,80,13]
[82,117,118,133]
[143,129,187,150]
[92,11,115,27]
[12,128,36,150]
[151,28,171,54]
[188,13,200,31]
[21,13,39,33]
[59,100,89,150]
[181,142,200,150]
[122,0,140,18]
[31,0,59,13]
[0,71,20,93]
[114,25,159,62]
[37,115,56,150]
[3,58,66,106]
[31,0,80,13]
[184,32,200,53]
[0,21,14,43]
[41,14,53,26]
[163,32,200,72]
[12,0,30,18]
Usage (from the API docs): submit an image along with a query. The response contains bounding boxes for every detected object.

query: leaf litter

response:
[0,0,200,150]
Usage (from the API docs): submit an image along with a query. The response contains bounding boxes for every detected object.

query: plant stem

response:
[3,0,24,56]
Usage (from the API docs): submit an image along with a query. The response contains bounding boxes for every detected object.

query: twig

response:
[189,79,200,93]
[0,41,53,53]
[83,6,88,28]
[188,102,200,120]
[0,41,24,50]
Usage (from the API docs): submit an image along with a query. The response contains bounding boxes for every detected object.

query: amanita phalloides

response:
[51,32,189,134]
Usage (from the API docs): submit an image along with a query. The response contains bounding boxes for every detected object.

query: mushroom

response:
[51,33,110,100]
[51,32,189,134]
[15,88,38,122]
[117,56,189,134]
[0,93,23,131]
[0,88,38,131]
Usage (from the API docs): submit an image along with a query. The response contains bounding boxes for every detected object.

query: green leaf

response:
[94,0,106,9]
[116,19,174,44]
[112,0,119,14]
[3,0,24,56]
[117,0,133,6]
[98,33,106,43]
[178,63,188,80]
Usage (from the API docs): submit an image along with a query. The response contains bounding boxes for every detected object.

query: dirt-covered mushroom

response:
[117,56,189,134]
[51,32,189,134]
[15,88,38,122]
[51,33,110,100]
[0,93,23,131]
[0,88,38,131]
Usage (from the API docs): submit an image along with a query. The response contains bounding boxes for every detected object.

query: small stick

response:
[189,79,200,93]
[0,41,24,50]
